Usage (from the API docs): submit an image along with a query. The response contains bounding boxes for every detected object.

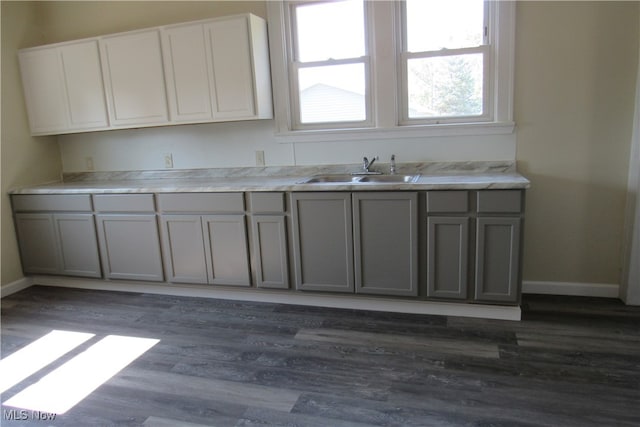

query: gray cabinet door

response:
[15,213,59,275]
[251,215,289,289]
[202,215,251,286]
[475,217,521,302]
[160,215,208,284]
[291,193,354,293]
[427,217,469,299]
[96,214,164,282]
[54,214,101,278]
[353,192,418,296]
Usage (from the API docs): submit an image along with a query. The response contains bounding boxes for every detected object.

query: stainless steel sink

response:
[298,175,363,184]
[297,174,420,184]
[359,174,420,183]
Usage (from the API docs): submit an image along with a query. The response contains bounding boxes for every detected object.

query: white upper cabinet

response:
[19,40,109,135]
[18,14,272,135]
[100,29,169,127]
[162,15,272,123]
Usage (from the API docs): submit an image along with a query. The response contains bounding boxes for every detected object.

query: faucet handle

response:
[390,154,396,174]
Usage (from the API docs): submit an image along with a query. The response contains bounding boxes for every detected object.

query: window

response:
[291,0,370,128]
[402,0,488,123]
[267,0,515,139]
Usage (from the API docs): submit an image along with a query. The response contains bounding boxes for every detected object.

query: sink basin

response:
[359,174,420,183]
[297,174,420,184]
[298,175,363,184]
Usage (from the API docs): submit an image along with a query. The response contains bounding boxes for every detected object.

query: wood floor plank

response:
[295,328,501,358]
[107,367,302,412]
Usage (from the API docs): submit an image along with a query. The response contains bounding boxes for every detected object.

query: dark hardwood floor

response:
[1,285,639,426]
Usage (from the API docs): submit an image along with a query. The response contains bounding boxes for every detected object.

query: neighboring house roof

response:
[299,83,365,123]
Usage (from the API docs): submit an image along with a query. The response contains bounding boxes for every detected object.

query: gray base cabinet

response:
[96,214,164,282]
[475,217,521,302]
[353,192,418,296]
[427,216,469,299]
[15,213,59,275]
[202,215,251,286]
[251,215,289,289]
[12,195,101,278]
[291,192,354,293]
[160,214,208,284]
[157,193,251,287]
[16,213,102,277]
[12,188,526,308]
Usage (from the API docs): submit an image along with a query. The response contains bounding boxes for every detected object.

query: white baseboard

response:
[1,277,33,298]
[32,276,521,321]
[523,280,619,298]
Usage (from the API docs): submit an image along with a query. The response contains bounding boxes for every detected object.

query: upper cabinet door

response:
[19,40,108,135]
[205,15,272,120]
[100,29,169,126]
[60,41,109,130]
[161,23,214,123]
[19,48,69,134]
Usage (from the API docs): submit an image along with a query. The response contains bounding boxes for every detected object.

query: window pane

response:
[295,0,365,62]
[406,0,484,52]
[298,63,366,123]
[407,54,483,118]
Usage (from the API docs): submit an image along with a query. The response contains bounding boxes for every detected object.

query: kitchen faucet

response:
[362,156,379,173]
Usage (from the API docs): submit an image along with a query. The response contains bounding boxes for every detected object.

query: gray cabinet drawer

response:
[157,193,244,213]
[93,194,155,212]
[477,190,522,213]
[426,191,469,213]
[12,194,92,212]
[250,192,285,213]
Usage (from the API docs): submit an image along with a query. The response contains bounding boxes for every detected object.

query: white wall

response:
[58,121,516,171]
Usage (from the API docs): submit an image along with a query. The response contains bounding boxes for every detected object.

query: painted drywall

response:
[1,1,63,287]
[515,2,639,286]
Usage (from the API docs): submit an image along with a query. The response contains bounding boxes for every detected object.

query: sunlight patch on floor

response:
[0,330,95,394]
[4,335,159,414]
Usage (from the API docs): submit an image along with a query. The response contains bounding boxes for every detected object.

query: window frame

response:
[266,0,515,141]
[399,0,492,125]
[286,0,374,130]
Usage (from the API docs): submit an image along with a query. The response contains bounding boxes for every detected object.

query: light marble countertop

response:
[9,162,530,195]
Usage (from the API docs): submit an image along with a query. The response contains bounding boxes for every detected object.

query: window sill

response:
[273,121,515,144]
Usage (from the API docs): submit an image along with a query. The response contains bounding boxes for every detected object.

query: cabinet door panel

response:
[15,213,60,274]
[475,217,521,302]
[206,16,255,119]
[427,217,469,299]
[160,215,208,284]
[100,30,168,126]
[203,215,251,286]
[54,214,102,278]
[162,24,213,122]
[96,214,164,281]
[18,49,68,133]
[252,215,289,289]
[60,40,108,129]
[353,193,418,296]
[291,193,354,292]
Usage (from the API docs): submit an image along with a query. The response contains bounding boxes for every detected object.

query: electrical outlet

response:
[255,150,265,166]
[164,153,173,169]
[85,157,94,171]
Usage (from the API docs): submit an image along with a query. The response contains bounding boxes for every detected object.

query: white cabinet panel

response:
[162,15,272,124]
[60,41,109,130]
[206,16,256,119]
[19,49,68,134]
[100,30,168,126]
[162,24,214,122]
[19,40,108,135]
